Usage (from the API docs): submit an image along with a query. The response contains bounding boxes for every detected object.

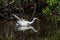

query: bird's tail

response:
[13,14,20,20]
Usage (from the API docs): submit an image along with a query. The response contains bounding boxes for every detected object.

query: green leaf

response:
[42,7,51,15]
[47,0,57,6]
[0,0,3,7]
[25,0,28,3]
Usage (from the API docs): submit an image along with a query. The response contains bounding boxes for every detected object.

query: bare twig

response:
[22,0,25,14]
[5,0,15,7]
[31,3,36,20]
[34,3,36,14]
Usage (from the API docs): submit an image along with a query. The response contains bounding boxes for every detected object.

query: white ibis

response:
[13,14,39,32]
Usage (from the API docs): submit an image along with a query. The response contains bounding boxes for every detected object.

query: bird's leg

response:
[13,14,21,20]
[28,26,38,32]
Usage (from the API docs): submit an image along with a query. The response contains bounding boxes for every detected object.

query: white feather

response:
[13,14,38,32]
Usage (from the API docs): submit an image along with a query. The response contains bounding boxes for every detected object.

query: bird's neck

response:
[30,18,36,24]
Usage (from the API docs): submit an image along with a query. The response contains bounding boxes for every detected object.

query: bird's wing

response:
[13,14,21,20]
[16,23,22,27]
